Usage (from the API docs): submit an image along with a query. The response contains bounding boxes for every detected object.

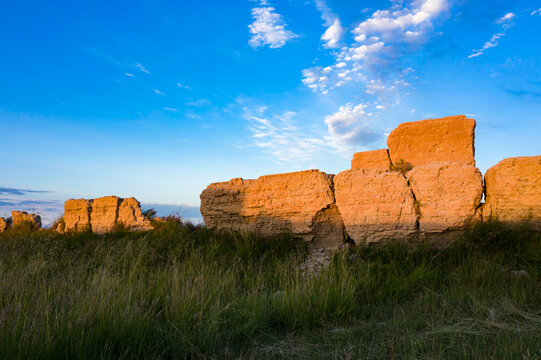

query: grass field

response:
[0,219,540,359]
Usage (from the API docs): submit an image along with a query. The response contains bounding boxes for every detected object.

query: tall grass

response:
[0,220,539,359]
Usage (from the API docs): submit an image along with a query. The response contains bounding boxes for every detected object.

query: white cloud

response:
[321,18,345,48]
[302,0,448,95]
[124,72,134,77]
[324,103,383,150]
[135,63,150,74]
[315,0,344,48]
[468,12,515,59]
[164,107,178,112]
[532,8,541,16]
[248,1,297,49]
[153,89,166,95]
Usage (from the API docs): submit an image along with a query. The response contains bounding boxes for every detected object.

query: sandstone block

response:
[334,169,418,244]
[0,217,7,232]
[407,163,483,235]
[12,211,42,229]
[483,156,541,224]
[64,199,93,232]
[387,115,476,167]
[200,170,345,247]
[351,149,391,170]
[118,197,153,231]
[63,196,152,233]
[90,196,121,234]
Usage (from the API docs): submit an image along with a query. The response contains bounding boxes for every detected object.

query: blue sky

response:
[1,0,540,224]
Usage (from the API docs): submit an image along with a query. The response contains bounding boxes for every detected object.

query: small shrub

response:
[390,159,413,175]
[142,208,157,220]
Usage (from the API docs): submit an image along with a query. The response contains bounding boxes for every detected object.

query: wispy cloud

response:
[244,106,327,164]
[177,82,191,90]
[532,8,541,16]
[124,72,135,77]
[468,12,515,59]
[315,0,344,48]
[248,0,297,49]
[164,107,179,112]
[186,99,211,107]
[135,63,150,74]
[0,187,51,196]
[153,89,166,96]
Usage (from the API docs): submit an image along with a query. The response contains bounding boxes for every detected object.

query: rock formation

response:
[64,196,152,234]
[407,163,483,236]
[11,211,42,229]
[64,199,92,232]
[201,115,539,248]
[0,217,7,232]
[334,169,418,243]
[351,149,391,170]
[483,156,541,224]
[387,115,476,167]
[200,170,345,248]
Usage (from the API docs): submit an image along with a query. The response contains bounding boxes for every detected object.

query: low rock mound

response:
[12,211,42,229]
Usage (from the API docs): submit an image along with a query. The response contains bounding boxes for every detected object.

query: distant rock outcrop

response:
[12,211,42,229]
[201,115,539,248]
[483,156,541,224]
[64,196,152,234]
[201,170,345,248]
[0,217,7,232]
[387,115,476,167]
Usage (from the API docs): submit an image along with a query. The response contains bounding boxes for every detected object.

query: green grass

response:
[0,220,539,359]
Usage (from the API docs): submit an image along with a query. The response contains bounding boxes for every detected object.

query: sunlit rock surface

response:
[201,170,345,248]
[407,163,483,235]
[350,149,391,170]
[12,210,42,228]
[334,169,418,243]
[387,115,476,167]
[483,156,541,224]
[64,196,152,234]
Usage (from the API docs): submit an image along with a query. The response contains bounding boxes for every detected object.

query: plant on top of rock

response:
[390,159,413,176]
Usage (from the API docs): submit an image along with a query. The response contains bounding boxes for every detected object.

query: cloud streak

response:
[468,12,515,59]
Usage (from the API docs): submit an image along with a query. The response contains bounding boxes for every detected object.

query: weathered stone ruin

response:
[200,170,345,248]
[201,115,541,248]
[64,196,152,234]
[12,211,42,229]
[0,217,7,232]
[482,156,541,226]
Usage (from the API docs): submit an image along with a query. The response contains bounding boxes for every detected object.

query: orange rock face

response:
[0,217,7,232]
[351,149,391,170]
[12,211,42,228]
[64,196,152,233]
[483,156,541,224]
[64,199,93,232]
[387,115,476,167]
[334,169,418,243]
[200,170,345,248]
[407,163,483,234]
